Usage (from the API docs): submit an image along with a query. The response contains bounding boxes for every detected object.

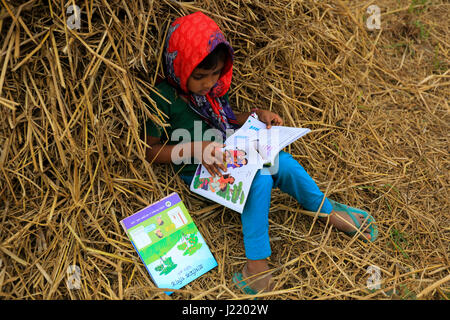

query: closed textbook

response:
[120,192,217,294]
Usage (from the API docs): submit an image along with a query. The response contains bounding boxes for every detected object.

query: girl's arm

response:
[145,136,227,176]
[234,109,283,128]
[145,137,177,164]
[234,111,252,126]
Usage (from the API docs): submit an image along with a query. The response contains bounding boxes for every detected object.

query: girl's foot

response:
[322,210,372,240]
[242,259,274,293]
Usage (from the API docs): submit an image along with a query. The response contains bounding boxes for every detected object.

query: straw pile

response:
[0,0,448,300]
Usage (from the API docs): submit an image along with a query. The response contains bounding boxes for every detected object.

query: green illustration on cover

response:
[121,193,217,295]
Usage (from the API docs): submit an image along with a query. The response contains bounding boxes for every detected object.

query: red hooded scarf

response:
[162,11,239,138]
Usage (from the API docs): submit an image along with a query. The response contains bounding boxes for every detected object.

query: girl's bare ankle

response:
[246,259,269,275]
[244,259,274,292]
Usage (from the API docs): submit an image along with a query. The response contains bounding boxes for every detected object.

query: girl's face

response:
[187,58,225,96]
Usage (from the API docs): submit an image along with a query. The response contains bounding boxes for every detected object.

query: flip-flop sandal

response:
[233,264,274,297]
[232,272,258,296]
[328,199,378,242]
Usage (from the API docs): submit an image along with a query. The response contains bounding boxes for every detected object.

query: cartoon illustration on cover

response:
[127,203,215,285]
[121,193,218,294]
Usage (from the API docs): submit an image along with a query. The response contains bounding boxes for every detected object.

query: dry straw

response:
[0,0,448,300]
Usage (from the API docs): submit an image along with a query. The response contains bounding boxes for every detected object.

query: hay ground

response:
[0,0,448,300]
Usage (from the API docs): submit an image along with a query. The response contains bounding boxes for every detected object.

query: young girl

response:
[144,11,378,294]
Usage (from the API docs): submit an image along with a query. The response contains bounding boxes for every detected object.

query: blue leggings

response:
[180,151,333,260]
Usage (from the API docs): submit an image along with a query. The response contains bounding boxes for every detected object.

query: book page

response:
[256,126,311,164]
[198,139,263,179]
[190,115,310,213]
[191,163,259,214]
[234,115,310,165]
[190,140,262,213]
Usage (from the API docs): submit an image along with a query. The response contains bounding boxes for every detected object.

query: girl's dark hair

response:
[196,43,228,70]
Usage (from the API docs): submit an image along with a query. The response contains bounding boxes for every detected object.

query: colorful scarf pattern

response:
[162,11,239,139]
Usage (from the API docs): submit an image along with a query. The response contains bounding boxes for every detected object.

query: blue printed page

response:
[234,115,311,165]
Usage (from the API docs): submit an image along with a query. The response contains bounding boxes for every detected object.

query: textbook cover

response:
[120,192,217,295]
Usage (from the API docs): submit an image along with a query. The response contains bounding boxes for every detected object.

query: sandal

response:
[232,272,258,295]
[328,199,378,242]
[232,265,274,296]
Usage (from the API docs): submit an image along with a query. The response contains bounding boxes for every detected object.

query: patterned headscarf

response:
[162,11,239,139]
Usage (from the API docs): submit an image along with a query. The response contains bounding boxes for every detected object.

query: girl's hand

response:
[200,141,227,177]
[254,109,283,129]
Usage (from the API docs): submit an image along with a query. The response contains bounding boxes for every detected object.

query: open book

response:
[190,115,310,213]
